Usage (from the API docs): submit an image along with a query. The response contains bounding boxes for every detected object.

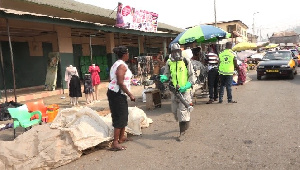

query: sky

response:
[74,0,300,40]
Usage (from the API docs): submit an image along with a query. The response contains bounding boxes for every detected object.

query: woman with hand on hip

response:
[107,46,135,151]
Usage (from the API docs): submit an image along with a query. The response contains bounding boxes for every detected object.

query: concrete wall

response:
[0,41,52,89]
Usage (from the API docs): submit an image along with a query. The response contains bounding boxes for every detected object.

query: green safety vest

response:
[168,59,188,88]
[219,49,235,75]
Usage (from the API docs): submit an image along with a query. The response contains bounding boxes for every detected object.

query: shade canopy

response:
[169,25,231,48]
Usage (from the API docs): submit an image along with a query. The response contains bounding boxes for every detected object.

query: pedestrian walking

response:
[107,46,135,151]
[218,42,239,103]
[206,47,219,104]
[160,43,196,141]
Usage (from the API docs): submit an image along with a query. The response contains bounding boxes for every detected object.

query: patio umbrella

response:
[237,50,257,60]
[265,43,279,49]
[232,42,257,51]
[169,25,231,47]
[256,41,269,48]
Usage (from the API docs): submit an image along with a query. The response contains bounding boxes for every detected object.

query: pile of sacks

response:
[0,106,152,169]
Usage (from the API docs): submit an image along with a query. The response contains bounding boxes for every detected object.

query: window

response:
[227,25,235,33]
[237,26,241,34]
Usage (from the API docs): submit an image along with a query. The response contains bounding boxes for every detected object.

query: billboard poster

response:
[115,2,158,32]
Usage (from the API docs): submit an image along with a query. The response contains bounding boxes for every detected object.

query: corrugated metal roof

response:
[0,7,103,25]
[21,0,183,33]
[0,7,180,38]
[205,20,249,29]
[271,31,299,37]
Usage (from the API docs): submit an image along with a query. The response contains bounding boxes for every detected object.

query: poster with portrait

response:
[115,2,158,33]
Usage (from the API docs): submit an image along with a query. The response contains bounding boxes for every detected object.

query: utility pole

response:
[214,0,217,27]
[252,12,259,42]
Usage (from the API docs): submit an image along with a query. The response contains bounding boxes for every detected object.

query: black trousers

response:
[208,68,219,100]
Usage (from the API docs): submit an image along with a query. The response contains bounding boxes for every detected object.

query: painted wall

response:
[216,21,248,42]
[0,41,52,89]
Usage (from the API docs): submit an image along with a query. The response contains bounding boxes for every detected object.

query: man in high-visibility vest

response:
[218,42,239,103]
[160,43,196,141]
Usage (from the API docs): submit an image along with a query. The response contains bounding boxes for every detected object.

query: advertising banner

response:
[115,2,158,32]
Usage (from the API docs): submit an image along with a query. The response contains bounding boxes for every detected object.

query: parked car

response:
[256,50,298,80]
[290,49,300,66]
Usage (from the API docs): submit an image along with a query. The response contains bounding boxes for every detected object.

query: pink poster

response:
[115,2,158,33]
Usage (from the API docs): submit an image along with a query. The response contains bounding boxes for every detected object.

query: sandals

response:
[228,101,237,103]
[109,146,126,151]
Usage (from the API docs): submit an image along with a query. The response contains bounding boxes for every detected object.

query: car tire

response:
[289,72,295,79]
[257,75,261,80]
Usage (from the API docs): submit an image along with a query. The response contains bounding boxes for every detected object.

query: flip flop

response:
[109,146,126,151]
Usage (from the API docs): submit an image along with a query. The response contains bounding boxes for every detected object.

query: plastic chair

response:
[26,100,48,122]
[8,105,42,139]
[47,104,59,122]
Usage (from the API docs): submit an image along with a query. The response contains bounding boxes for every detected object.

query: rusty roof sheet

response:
[0,7,105,25]
[271,31,299,37]
[205,20,249,29]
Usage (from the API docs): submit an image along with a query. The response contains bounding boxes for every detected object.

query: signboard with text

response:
[115,3,158,32]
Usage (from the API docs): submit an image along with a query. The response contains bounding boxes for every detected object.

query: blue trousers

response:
[219,75,233,102]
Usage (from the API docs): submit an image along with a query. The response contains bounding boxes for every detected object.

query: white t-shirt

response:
[108,60,132,95]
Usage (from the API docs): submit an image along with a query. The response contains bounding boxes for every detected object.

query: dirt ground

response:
[1,70,299,169]
[55,70,299,170]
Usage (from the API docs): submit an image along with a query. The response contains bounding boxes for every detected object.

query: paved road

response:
[56,70,300,170]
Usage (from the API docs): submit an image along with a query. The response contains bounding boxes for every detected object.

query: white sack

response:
[126,107,153,135]
[0,125,81,170]
[0,106,152,169]
[50,107,114,151]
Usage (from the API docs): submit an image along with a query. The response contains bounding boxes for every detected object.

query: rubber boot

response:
[177,122,187,142]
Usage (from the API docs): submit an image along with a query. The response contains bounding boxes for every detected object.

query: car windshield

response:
[263,51,291,60]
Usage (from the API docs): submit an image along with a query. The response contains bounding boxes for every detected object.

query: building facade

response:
[247,33,259,43]
[207,20,249,43]
[269,31,300,45]
[0,0,183,90]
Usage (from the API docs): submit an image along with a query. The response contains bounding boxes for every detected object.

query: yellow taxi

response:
[256,50,298,80]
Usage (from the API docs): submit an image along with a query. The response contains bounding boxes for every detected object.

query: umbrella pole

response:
[0,42,8,102]
[6,18,17,102]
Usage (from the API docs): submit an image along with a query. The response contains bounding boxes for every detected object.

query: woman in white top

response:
[107,46,135,151]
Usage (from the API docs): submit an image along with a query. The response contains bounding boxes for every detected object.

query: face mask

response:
[172,51,182,61]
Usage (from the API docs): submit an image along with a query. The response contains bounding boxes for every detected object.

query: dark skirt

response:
[83,75,94,94]
[69,75,82,97]
[107,89,128,128]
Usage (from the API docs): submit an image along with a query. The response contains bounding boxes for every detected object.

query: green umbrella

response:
[170,25,231,47]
